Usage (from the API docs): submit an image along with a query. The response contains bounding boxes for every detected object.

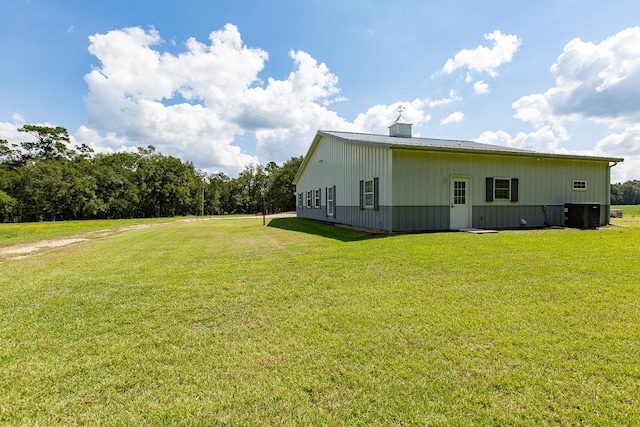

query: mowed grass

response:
[0,217,185,246]
[1,218,639,425]
[613,204,640,217]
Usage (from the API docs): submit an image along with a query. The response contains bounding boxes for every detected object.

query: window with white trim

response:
[306,191,312,208]
[327,186,335,217]
[364,179,374,208]
[314,188,320,208]
[494,178,511,200]
[572,180,587,191]
[486,177,519,203]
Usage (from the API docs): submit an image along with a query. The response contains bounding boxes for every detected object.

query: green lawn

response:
[613,204,640,217]
[1,218,639,425]
[0,217,184,246]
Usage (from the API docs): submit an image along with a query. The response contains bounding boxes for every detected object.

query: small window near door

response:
[573,180,587,191]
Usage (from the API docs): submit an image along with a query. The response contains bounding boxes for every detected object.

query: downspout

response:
[608,161,620,225]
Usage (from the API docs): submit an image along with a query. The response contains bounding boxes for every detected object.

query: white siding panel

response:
[296,135,392,209]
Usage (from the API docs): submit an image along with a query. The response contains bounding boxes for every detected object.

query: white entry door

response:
[450,177,471,229]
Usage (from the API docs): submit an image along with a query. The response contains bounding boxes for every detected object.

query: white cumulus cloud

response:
[502,26,640,181]
[475,126,569,154]
[440,111,464,125]
[353,99,432,135]
[427,90,461,108]
[81,24,351,175]
[442,30,521,77]
[511,26,640,128]
[473,80,490,95]
[593,124,640,157]
[546,26,640,126]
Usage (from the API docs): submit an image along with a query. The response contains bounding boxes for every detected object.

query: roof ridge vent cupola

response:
[388,106,412,138]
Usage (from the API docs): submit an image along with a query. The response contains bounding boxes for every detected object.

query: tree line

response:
[0,125,302,222]
[2,124,638,223]
[611,180,640,205]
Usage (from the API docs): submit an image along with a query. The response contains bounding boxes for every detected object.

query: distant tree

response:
[206,172,231,215]
[16,159,67,221]
[18,125,75,162]
[621,180,640,204]
[229,165,261,214]
[64,155,102,219]
[130,146,201,217]
[0,139,12,160]
[1,124,309,221]
[266,156,302,213]
[0,189,17,222]
[611,180,640,205]
[611,182,622,205]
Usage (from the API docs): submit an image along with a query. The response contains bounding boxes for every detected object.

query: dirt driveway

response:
[0,213,296,261]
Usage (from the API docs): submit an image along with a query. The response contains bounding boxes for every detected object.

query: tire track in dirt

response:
[0,213,296,260]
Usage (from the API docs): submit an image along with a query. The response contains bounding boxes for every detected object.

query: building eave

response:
[292,131,324,185]
[391,144,624,163]
[293,130,624,185]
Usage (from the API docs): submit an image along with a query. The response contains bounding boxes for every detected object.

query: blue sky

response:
[1,0,639,181]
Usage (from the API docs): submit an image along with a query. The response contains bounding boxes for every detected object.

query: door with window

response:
[450,177,471,229]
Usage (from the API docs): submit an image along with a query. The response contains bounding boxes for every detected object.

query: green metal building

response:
[293,116,623,232]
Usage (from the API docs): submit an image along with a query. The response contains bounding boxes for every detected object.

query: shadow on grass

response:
[268,218,387,242]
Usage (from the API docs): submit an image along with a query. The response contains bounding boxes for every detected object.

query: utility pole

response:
[261,189,266,226]
[200,181,205,219]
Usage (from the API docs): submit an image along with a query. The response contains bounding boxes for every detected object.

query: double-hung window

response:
[486,177,519,202]
[359,178,379,210]
[494,178,511,200]
[364,180,374,208]
[326,186,335,217]
[306,191,312,208]
[314,188,321,208]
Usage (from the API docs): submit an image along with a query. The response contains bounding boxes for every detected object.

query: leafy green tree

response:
[1,139,15,161]
[611,183,622,205]
[621,180,640,204]
[230,164,268,214]
[1,123,309,222]
[266,156,302,213]
[611,180,640,205]
[18,125,75,162]
[63,156,103,219]
[90,152,139,218]
[154,156,199,217]
[206,172,231,214]
[16,159,68,221]
[132,146,201,217]
[0,190,17,222]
